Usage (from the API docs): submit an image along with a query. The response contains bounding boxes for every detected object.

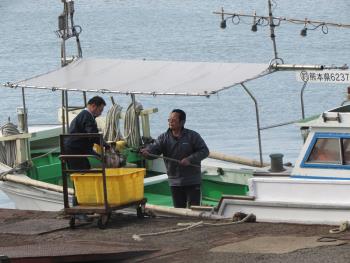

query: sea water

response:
[0,0,349,207]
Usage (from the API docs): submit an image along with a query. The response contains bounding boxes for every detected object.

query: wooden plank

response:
[0,133,31,142]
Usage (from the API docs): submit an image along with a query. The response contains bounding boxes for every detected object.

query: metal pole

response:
[131,94,141,146]
[100,134,109,211]
[21,87,28,133]
[83,91,87,107]
[241,83,263,167]
[300,81,308,119]
[60,135,69,208]
[61,90,66,134]
[65,90,70,133]
[268,0,279,60]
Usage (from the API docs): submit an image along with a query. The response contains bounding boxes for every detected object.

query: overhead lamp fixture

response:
[220,19,227,29]
[251,23,258,32]
[300,27,307,37]
[251,11,257,32]
[220,7,226,29]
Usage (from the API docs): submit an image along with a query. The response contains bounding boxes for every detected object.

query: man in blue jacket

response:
[141,109,209,208]
[64,96,106,170]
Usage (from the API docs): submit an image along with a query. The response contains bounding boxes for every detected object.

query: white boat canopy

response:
[5,58,272,97]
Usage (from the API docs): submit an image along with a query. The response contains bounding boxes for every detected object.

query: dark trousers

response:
[65,147,91,171]
[170,184,201,208]
[67,157,90,170]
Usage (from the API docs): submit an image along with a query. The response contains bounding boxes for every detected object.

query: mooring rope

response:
[132,213,255,241]
[0,121,20,167]
[124,101,143,148]
[103,103,123,142]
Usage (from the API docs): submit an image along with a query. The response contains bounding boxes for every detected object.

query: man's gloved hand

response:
[179,158,190,166]
[139,148,150,157]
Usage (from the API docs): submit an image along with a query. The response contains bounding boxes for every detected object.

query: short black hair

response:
[88,96,106,107]
[172,109,186,121]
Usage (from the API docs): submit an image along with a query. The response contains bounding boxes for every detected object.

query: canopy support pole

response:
[83,91,87,107]
[241,83,263,167]
[131,94,141,146]
[65,90,69,133]
[21,87,28,133]
[300,81,308,119]
[61,90,66,134]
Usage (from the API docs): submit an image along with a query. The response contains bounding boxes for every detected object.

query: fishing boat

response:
[0,56,278,211]
[1,0,348,225]
[217,104,350,225]
[0,0,286,212]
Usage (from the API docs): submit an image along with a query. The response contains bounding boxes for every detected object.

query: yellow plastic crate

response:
[71,168,145,206]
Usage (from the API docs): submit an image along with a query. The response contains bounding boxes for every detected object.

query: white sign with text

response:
[296,70,350,84]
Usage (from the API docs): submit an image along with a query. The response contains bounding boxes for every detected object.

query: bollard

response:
[269,153,285,172]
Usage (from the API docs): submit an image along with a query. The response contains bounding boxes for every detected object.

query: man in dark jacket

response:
[64,96,106,170]
[141,109,209,208]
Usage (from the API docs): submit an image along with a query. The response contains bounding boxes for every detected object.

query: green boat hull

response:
[26,152,250,207]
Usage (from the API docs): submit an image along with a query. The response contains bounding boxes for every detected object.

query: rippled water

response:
[0,0,350,206]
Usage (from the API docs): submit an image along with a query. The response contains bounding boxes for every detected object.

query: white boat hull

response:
[0,174,170,212]
[0,181,65,211]
[217,177,350,225]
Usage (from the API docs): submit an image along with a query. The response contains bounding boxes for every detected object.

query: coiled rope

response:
[0,121,20,167]
[103,103,123,142]
[124,101,143,148]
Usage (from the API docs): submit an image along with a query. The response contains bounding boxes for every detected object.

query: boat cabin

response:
[292,105,350,179]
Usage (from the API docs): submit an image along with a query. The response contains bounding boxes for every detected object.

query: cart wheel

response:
[137,203,146,219]
[97,214,110,229]
[69,216,76,229]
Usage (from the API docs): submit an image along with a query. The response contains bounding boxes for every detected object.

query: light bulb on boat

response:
[300,27,307,37]
[220,19,227,29]
[251,24,258,32]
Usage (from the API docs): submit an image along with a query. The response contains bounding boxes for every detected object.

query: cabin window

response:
[343,139,350,164]
[307,138,341,164]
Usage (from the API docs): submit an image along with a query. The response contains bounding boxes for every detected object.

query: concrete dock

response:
[0,208,349,262]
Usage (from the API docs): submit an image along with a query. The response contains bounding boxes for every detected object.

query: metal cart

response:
[60,133,147,229]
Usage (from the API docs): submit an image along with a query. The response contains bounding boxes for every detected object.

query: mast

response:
[56,0,82,67]
[267,0,280,63]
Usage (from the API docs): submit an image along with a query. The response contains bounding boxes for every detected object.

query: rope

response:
[124,101,143,148]
[317,221,350,243]
[0,160,30,179]
[0,121,20,167]
[329,221,349,234]
[132,213,255,241]
[31,147,60,160]
[143,152,201,168]
[103,103,123,142]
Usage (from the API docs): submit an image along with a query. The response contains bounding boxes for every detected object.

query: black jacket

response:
[147,128,209,186]
[64,109,100,154]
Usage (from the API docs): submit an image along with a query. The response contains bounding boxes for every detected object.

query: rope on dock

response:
[132,213,255,241]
